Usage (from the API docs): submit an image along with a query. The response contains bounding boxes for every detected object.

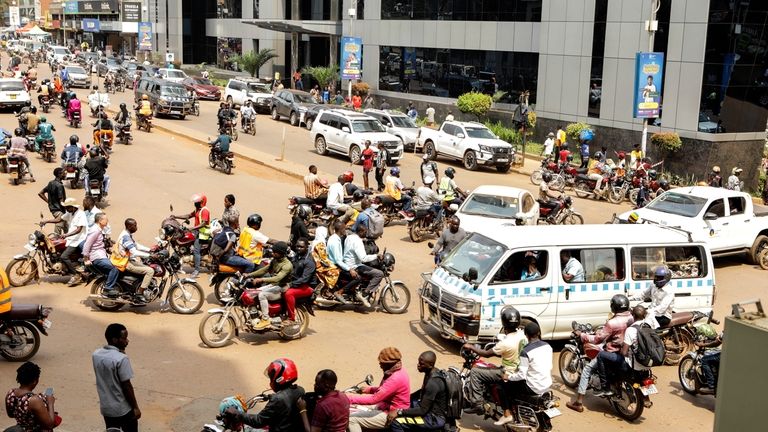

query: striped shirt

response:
[304,173,324,199]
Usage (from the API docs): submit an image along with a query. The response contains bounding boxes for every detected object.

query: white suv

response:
[364,109,420,151]
[224,77,273,113]
[310,109,404,164]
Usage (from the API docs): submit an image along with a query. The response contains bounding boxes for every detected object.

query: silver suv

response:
[310,109,404,164]
[364,109,420,151]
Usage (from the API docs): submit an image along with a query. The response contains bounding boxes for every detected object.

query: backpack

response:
[366,208,385,239]
[435,368,464,420]
[632,323,666,367]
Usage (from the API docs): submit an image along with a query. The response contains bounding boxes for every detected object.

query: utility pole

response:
[641,0,660,156]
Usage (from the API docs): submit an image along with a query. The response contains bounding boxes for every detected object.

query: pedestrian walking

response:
[374,146,389,192]
[579,140,590,169]
[542,132,555,158]
[420,155,439,189]
[727,167,743,191]
[93,323,141,432]
[361,140,375,190]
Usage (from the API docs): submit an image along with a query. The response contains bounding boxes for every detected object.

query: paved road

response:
[0,61,759,431]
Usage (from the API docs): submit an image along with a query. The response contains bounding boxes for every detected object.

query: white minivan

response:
[419,224,715,342]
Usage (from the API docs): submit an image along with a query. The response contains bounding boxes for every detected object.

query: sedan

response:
[96,58,124,77]
[183,77,221,101]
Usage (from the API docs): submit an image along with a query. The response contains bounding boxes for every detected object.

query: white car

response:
[158,68,188,83]
[364,109,420,151]
[224,77,273,112]
[63,65,91,88]
[0,79,31,110]
[47,46,72,63]
[310,109,404,164]
[456,185,539,233]
[418,121,515,172]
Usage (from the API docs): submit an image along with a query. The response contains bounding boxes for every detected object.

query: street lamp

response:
[61,2,66,46]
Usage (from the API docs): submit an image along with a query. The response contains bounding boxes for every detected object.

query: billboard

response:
[9,6,20,27]
[78,0,119,14]
[122,2,141,22]
[138,21,153,51]
[82,18,100,32]
[403,48,417,78]
[340,36,362,80]
[633,52,664,119]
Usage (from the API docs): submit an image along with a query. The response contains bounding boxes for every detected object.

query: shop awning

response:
[23,26,51,36]
[241,19,341,36]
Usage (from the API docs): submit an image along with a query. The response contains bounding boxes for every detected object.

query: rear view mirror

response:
[341,126,351,133]
[463,267,478,283]
[365,374,374,385]
[456,133,465,139]
[704,212,718,220]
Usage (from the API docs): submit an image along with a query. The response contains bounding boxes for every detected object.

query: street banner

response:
[138,21,153,51]
[82,18,100,32]
[78,0,119,14]
[340,36,362,80]
[9,7,20,27]
[633,52,664,119]
[403,48,416,78]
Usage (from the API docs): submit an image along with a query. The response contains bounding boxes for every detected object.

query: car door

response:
[724,196,752,248]
[336,117,353,152]
[321,114,341,150]
[701,199,730,250]
[280,92,293,117]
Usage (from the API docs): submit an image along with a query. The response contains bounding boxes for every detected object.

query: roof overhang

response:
[241,19,341,36]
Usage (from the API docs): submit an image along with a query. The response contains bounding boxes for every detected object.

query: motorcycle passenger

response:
[327,175,355,224]
[342,223,383,308]
[84,148,110,197]
[240,100,256,129]
[223,358,305,432]
[631,265,674,328]
[595,305,653,397]
[290,205,311,249]
[384,167,414,219]
[304,164,328,202]
[88,85,110,115]
[34,116,55,152]
[437,168,467,204]
[538,172,562,222]
[238,214,275,268]
[66,94,81,123]
[413,181,441,217]
[114,103,132,130]
[172,194,211,278]
[694,324,723,395]
[83,213,119,298]
[296,369,350,432]
[37,168,67,234]
[117,218,155,303]
[8,128,34,181]
[213,215,255,273]
[461,307,528,419]
[566,294,634,412]
[37,78,52,106]
[284,238,318,324]
[92,112,114,146]
[348,347,411,432]
[431,216,466,264]
[245,241,293,330]
[19,105,36,136]
[47,198,87,285]
[218,103,237,133]
[387,351,449,432]
[587,152,607,194]
[310,226,340,295]
[59,136,85,169]
[326,220,348,303]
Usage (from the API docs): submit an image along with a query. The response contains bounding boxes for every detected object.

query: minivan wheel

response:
[271,107,280,120]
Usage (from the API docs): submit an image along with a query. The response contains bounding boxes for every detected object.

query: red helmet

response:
[265,358,298,390]
[342,171,354,183]
[190,193,207,206]
[617,151,626,159]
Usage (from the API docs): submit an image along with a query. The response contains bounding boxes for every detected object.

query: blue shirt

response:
[213,134,231,153]
[352,208,371,233]
[326,234,346,270]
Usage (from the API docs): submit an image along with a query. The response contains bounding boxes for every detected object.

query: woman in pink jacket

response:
[348,347,411,432]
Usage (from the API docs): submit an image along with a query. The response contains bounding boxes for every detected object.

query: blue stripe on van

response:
[687,280,692,288]
[591,284,598,292]
[581,285,587,292]
[512,288,519,296]
[614,283,621,291]
[524,287,530,295]
[558,286,565,293]
[500,288,507,296]
[488,288,495,297]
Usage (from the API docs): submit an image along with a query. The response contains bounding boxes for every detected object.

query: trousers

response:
[701,351,720,389]
[348,409,388,432]
[258,284,283,318]
[356,264,384,293]
[390,413,446,431]
[92,258,119,290]
[221,254,256,273]
[61,246,81,275]
[284,285,313,321]
[466,366,503,406]
[126,261,154,290]
[577,357,598,395]
[104,411,138,432]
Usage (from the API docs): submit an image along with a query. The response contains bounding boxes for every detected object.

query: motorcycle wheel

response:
[608,187,624,204]
[574,182,591,198]
[628,189,639,205]
[530,170,543,185]
[678,355,700,395]
[214,275,239,305]
[408,220,426,243]
[558,346,582,388]
[89,280,125,311]
[610,381,644,421]
[380,282,410,314]
[208,152,216,169]
[279,306,310,340]
[550,173,566,191]
[199,312,236,348]
[5,258,38,287]
[564,212,584,225]
[663,330,693,366]
[0,322,40,362]
[223,159,232,175]
[167,280,205,314]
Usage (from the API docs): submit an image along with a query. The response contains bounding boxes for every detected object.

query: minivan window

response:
[351,119,385,133]
[491,251,548,284]
[645,192,708,218]
[630,246,706,280]
[441,233,506,283]
[562,248,625,282]
[728,197,745,215]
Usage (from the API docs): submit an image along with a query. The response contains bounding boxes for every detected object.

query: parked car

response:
[0,78,30,110]
[224,77,273,112]
[271,89,318,127]
[303,104,356,131]
[310,109,404,164]
[63,64,91,88]
[183,76,221,101]
[96,57,125,77]
[364,109,420,151]
[698,112,719,133]
[455,185,539,233]
[417,121,515,172]
[158,68,189,83]
[134,77,193,119]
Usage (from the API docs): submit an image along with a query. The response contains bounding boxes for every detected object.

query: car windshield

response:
[466,127,496,139]
[161,86,189,97]
[441,233,506,282]
[167,70,186,78]
[247,83,270,93]
[391,116,416,128]
[645,192,708,218]
[106,58,119,66]
[53,48,69,55]
[67,67,86,74]
[195,78,213,85]
[698,113,710,122]
[352,119,386,133]
[0,81,25,92]
[461,193,520,219]
[293,93,315,103]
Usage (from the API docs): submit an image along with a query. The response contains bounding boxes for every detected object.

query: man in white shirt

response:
[326,175,355,223]
[560,250,585,283]
[342,223,383,307]
[444,111,454,122]
[240,100,256,129]
[632,266,674,328]
[505,322,554,431]
[425,104,435,126]
[57,197,88,285]
[542,132,555,158]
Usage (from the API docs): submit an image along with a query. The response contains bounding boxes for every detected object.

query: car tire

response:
[306,117,314,131]
[315,136,328,155]
[349,145,362,164]
[289,111,299,126]
[424,141,438,161]
[271,107,280,121]
[463,150,478,171]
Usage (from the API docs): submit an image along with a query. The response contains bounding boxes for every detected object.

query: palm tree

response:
[302,65,339,90]
[232,48,279,77]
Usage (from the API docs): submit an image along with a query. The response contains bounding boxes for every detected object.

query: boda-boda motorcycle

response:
[7,156,31,185]
[208,141,235,175]
[136,113,153,133]
[0,304,52,361]
[159,207,219,273]
[373,188,417,225]
[678,313,721,396]
[538,196,584,225]
[39,138,55,163]
[116,124,132,144]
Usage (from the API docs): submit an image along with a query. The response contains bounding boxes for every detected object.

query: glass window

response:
[352,119,386,133]
[728,197,746,215]
[562,248,625,283]
[441,233,507,283]
[631,246,707,280]
[442,123,456,135]
[705,199,725,218]
[381,0,541,21]
[588,0,608,118]
[460,193,520,219]
[338,118,351,131]
[491,251,548,284]
[645,192,708,218]
[253,0,260,18]
[321,114,340,129]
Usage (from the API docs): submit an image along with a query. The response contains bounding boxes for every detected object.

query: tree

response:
[232,48,279,78]
[302,65,339,90]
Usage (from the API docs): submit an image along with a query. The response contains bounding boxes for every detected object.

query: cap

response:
[732,167,743,174]
[61,198,80,208]
[547,132,555,137]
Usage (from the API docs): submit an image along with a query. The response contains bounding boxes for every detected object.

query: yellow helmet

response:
[142,94,149,100]
[627,212,639,224]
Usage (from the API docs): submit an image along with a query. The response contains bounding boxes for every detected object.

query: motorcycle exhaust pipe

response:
[87,294,138,305]
[314,297,340,307]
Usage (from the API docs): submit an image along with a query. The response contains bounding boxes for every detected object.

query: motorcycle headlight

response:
[28,233,36,243]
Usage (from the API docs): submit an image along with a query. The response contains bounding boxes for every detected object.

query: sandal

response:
[566,401,584,413]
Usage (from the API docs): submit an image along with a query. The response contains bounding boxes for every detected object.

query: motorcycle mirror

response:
[364,374,374,385]
[427,242,434,249]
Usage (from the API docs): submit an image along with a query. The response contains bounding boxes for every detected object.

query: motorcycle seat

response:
[414,209,430,218]
[218,264,239,273]
[0,304,40,321]
[377,195,396,205]
[662,311,694,328]
[225,152,234,157]
[292,197,315,205]
[575,167,588,174]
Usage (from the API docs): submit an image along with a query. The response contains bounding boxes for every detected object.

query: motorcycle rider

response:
[34,116,55,152]
[538,172,562,222]
[66,93,82,124]
[117,218,155,303]
[304,164,328,202]
[38,168,67,234]
[37,78,52,106]
[114,103,132,133]
[60,135,85,168]
[461,307,528,418]
[223,358,305,431]
[209,130,232,155]
[326,220,348,303]
[694,325,723,395]
[218,102,237,133]
[413,181,441,217]
[240,99,256,130]
[245,241,293,330]
[504,323,554,431]
[41,198,87,285]
[348,347,411,432]
[431,216,466,264]
[92,111,114,147]
[84,147,111,197]
[341,223,383,308]
[631,266,674,328]
[595,305,653,397]
[587,152,607,195]
[238,214,276,268]
[387,351,449,432]
[88,85,110,116]
[566,294,634,412]
[284,238,318,324]
[437,168,467,205]
[172,194,211,278]
[19,104,37,136]
[384,167,414,219]
[327,175,355,224]
[213,215,255,273]
[7,128,34,182]
[104,70,115,90]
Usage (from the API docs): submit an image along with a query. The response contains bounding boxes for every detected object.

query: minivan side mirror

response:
[704,212,718,220]
[341,126,351,133]
[456,132,465,139]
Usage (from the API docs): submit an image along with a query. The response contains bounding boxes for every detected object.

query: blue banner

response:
[138,21,153,51]
[82,18,100,32]
[340,36,362,80]
[633,52,664,118]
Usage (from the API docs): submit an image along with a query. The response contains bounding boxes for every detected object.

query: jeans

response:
[577,357,598,395]
[596,351,627,389]
[258,284,283,318]
[92,258,119,290]
[126,261,154,290]
[221,254,256,273]
[390,413,446,431]
[656,315,670,328]
[349,409,388,432]
[466,366,503,407]
[375,168,385,191]
[400,195,413,212]
[284,285,313,321]
[193,236,201,272]
[104,411,138,432]
[61,246,81,275]
[701,351,720,389]
[356,264,384,293]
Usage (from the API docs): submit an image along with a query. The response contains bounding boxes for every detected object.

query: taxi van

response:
[419,224,715,342]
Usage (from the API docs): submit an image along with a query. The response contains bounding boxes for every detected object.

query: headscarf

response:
[311,226,328,250]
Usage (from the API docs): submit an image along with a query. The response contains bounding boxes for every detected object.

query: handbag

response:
[110,251,129,271]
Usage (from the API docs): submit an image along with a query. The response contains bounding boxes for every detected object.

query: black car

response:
[134,77,194,119]
[270,89,318,127]
[96,57,125,77]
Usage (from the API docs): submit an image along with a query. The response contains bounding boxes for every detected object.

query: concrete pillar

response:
[329,35,338,69]
[291,31,299,88]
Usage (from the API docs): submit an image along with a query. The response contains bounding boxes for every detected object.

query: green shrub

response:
[566,122,592,142]
[484,121,522,146]
[457,92,493,120]
[526,111,537,131]
[415,116,429,127]
[650,132,683,153]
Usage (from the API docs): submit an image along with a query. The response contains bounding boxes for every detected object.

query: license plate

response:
[641,384,658,395]
[66,172,76,179]
[42,319,52,329]
[544,408,562,418]
[496,158,509,163]
[8,164,18,169]
[9,94,16,100]
[24,244,35,251]
[171,110,181,114]
[90,188,100,195]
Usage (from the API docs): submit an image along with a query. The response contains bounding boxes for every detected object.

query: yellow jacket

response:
[0,269,12,313]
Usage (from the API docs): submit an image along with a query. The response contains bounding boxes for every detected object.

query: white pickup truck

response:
[417,121,515,172]
[619,186,768,262]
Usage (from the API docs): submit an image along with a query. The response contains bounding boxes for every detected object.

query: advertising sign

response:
[63,2,79,14]
[138,21,153,51]
[633,52,664,119]
[340,36,362,80]
[9,6,20,27]
[82,18,100,32]
[403,48,417,78]
[122,2,141,22]
[78,0,119,14]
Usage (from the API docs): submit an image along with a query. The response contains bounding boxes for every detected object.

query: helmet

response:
[42,78,50,84]
[390,167,400,176]
[659,179,670,191]
[382,252,396,268]
[14,128,22,136]
[297,204,311,220]
[120,102,127,109]
[265,358,298,390]
[500,306,521,332]
[647,169,658,180]
[542,172,552,183]
[69,135,79,145]
[247,213,263,228]
[142,94,149,100]
[39,116,46,122]
[593,151,603,160]
[190,193,207,205]
[566,155,574,162]
[694,323,718,340]
[627,211,639,224]
[618,151,626,159]
[610,294,630,313]
[92,85,98,90]
[712,165,721,173]
[653,266,671,288]
[444,167,456,178]
[218,395,246,417]
[342,171,354,183]
[352,190,365,201]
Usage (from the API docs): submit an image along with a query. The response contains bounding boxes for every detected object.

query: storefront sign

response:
[122,2,141,22]
[633,52,664,119]
[340,36,362,80]
[9,6,20,27]
[63,3,79,14]
[138,21,153,51]
[78,0,119,14]
[82,18,100,32]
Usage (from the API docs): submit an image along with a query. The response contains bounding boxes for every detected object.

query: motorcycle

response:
[0,304,52,361]
[653,309,711,365]
[136,113,152,133]
[459,341,560,431]
[115,75,126,92]
[242,116,256,135]
[678,313,721,396]
[104,81,115,94]
[287,196,334,229]
[573,173,624,204]
[98,130,113,153]
[208,142,235,175]
[63,162,80,189]
[0,146,7,174]
[192,98,201,116]
[159,209,218,273]
[314,249,411,314]
[116,124,132,145]
[69,109,81,128]
[220,118,239,141]
[538,196,584,225]
[198,275,315,347]
[372,188,417,226]
[558,321,656,422]
[7,156,30,185]
[40,95,50,113]
[407,204,457,243]
[39,139,55,163]
[88,247,205,314]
